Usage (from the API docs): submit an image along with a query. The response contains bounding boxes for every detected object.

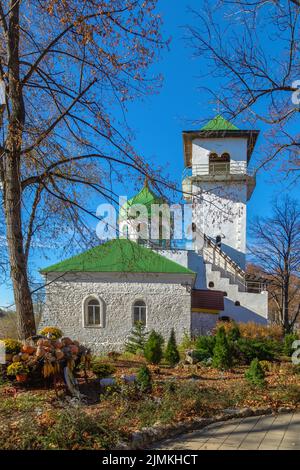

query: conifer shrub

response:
[178,330,196,354]
[125,321,148,355]
[144,330,164,364]
[91,361,116,379]
[235,338,275,364]
[194,335,216,361]
[136,364,152,393]
[212,326,232,370]
[283,333,299,357]
[227,322,241,342]
[245,358,266,388]
[165,328,180,366]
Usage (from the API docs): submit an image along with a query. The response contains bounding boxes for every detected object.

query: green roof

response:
[201,115,239,131]
[41,238,195,275]
[119,183,165,220]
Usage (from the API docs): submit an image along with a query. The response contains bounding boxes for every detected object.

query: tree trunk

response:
[4,153,36,339]
[2,1,36,339]
[283,276,291,334]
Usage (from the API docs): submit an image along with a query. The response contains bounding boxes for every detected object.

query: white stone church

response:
[40,116,268,352]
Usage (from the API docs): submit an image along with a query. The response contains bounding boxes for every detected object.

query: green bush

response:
[144,330,164,364]
[245,358,266,388]
[136,364,152,393]
[2,338,21,354]
[178,330,196,354]
[91,362,116,379]
[193,349,212,362]
[234,338,275,364]
[195,335,216,361]
[165,329,180,366]
[125,321,148,355]
[283,333,299,357]
[227,322,241,342]
[212,326,232,370]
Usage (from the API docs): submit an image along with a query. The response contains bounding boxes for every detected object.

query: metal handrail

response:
[183,162,255,179]
[202,235,267,293]
[203,234,246,277]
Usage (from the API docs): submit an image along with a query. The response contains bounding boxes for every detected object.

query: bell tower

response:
[182,115,259,269]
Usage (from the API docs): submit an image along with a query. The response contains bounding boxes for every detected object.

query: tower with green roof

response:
[182,115,259,269]
[119,179,171,248]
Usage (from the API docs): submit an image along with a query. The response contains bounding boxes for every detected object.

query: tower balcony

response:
[182,162,256,200]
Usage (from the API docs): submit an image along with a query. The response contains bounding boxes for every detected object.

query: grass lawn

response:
[0,355,300,450]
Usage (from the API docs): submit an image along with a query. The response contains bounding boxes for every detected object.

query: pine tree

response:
[137,364,152,393]
[165,328,180,366]
[212,326,232,370]
[245,358,266,388]
[125,321,148,355]
[144,330,164,364]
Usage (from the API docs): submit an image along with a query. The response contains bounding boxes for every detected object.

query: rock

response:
[121,374,137,384]
[131,431,144,448]
[278,406,293,413]
[99,377,116,388]
[185,349,199,365]
[223,408,242,416]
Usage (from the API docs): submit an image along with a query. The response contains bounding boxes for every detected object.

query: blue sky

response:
[0,0,299,307]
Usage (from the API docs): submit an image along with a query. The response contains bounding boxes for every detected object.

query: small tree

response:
[227,322,241,342]
[245,359,266,388]
[144,330,164,365]
[165,328,180,366]
[125,322,148,355]
[212,326,232,370]
[136,364,152,393]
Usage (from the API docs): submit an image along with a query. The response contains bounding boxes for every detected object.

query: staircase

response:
[197,234,268,319]
[202,235,247,292]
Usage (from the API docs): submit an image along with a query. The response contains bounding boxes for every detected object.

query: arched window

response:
[209,152,230,174]
[83,296,105,327]
[209,152,219,161]
[133,300,147,325]
[220,152,230,162]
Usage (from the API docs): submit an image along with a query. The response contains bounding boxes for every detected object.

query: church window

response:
[133,300,147,325]
[220,152,230,162]
[83,296,105,327]
[209,152,219,161]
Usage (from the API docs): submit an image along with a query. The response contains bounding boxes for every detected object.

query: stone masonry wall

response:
[191,312,219,336]
[40,272,192,353]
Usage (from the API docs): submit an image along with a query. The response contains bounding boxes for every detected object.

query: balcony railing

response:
[183,162,254,179]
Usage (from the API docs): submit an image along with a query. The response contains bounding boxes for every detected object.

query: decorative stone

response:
[185,349,199,365]
[99,377,116,388]
[121,374,137,384]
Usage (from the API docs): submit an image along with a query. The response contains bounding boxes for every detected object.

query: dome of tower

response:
[119,179,165,221]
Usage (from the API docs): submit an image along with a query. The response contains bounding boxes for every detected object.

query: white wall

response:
[192,137,248,166]
[191,137,248,269]
[40,272,193,353]
[193,181,247,268]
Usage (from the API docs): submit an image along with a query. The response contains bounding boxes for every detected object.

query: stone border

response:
[115,406,294,450]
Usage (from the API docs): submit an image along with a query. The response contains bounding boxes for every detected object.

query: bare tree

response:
[0,1,167,339]
[186,0,300,177]
[249,197,300,333]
